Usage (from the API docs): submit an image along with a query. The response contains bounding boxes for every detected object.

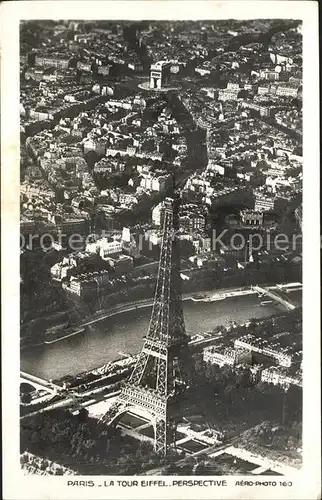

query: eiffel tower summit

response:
[101,197,193,455]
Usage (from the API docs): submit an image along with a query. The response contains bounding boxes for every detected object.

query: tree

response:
[235,367,252,388]
[272,434,287,449]
[176,463,194,475]
[194,357,206,377]
[287,436,298,451]
[30,431,40,446]
[194,461,209,475]
[21,392,32,404]
[20,454,29,465]
[40,459,49,470]
[139,440,153,455]
[84,150,99,170]
[196,453,208,464]
[167,462,179,475]
[77,408,89,423]
[237,89,249,99]
[223,383,236,405]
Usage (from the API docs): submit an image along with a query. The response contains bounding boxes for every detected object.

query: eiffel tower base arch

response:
[101,397,178,456]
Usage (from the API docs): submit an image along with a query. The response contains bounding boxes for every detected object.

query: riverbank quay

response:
[20,285,258,350]
[21,282,301,350]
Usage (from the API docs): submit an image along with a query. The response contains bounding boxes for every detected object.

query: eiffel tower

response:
[100,197,192,455]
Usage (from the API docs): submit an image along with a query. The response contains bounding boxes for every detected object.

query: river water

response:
[21,291,302,380]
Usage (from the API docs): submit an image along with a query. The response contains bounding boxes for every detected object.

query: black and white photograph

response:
[1,1,320,499]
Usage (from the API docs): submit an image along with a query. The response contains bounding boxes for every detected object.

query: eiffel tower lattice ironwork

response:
[100,197,192,455]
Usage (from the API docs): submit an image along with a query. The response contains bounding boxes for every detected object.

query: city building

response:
[241,101,272,117]
[152,202,165,227]
[50,262,74,281]
[146,230,162,246]
[48,213,90,237]
[179,213,205,233]
[250,364,264,383]
[83,138,107,156]
[218,88,239,101]
[140,174,171,193]
[240,209,264,226]
[261,366,302,388]
[200,235,212,252]
[67,270,110,299]
[104,254,133,273]
[98,238,123,259]
[260,69,279,81]
[254,191,275,212]
[234,334,296,368]
[203,345,252,367]
[227,82,240,91]
[276,85,299,98]
[35,55,71,69]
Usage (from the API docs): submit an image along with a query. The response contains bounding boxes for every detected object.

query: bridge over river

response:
[20,371,63,394]
[252,285,296,311]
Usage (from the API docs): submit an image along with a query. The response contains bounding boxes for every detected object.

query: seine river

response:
[21,291,302,380]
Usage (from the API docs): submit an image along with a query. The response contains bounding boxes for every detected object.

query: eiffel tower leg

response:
[167,419,177,449]
[155,417,167,455]
[129,352,150,385]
